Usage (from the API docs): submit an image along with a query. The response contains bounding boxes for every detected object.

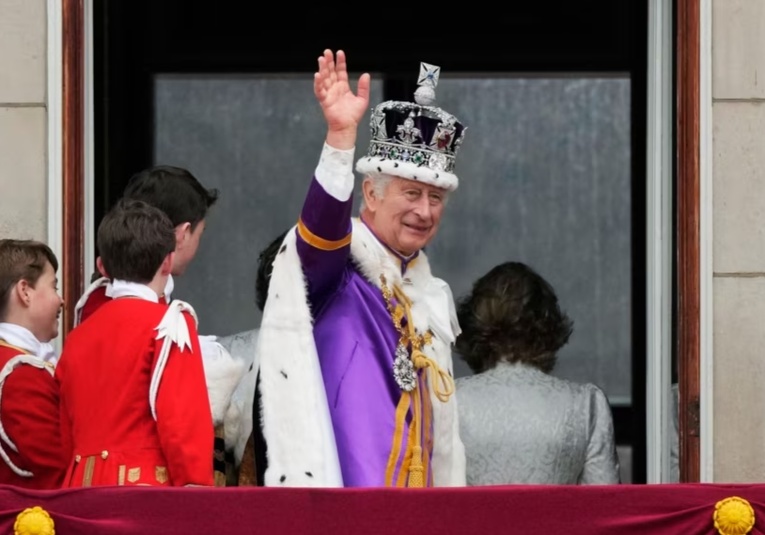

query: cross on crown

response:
[417,63,441,89]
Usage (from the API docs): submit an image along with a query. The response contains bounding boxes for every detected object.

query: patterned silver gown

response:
[456,361,620,485]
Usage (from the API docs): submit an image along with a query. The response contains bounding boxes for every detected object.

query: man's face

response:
[363,177,448,256]
[172,219,206,275]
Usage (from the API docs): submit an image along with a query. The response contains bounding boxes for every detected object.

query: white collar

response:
[0,323,58,365]
[107,279,161,303]
[163,274,174,301]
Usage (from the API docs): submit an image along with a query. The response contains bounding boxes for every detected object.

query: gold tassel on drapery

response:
[381,277,455,488]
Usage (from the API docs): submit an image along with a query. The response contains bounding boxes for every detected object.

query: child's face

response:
[28,261,63,342]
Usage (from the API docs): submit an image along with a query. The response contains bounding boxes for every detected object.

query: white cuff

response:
[314,143,355,201]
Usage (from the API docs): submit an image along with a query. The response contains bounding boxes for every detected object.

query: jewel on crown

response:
[414,62,440,106]
[358,61,466,184]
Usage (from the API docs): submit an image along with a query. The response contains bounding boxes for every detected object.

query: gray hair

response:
[358,174,450,214]
[359,174,394,213]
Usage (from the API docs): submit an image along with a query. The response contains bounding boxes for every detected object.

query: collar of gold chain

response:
[380,274,454,403]
[380,273,455,487]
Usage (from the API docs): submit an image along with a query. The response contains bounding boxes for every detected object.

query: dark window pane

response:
[431,77,631,403]
[153,74,383,335]
[154,75,631,403]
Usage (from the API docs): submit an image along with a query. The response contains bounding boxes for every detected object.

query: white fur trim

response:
[258,218,466,487]
[355,156,458,192]
[0,355,54,477]
[258,228,342,487]
[198,335,246,425]
[149,300,198,420]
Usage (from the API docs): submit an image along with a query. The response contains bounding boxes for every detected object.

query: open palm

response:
[314,50,370,132]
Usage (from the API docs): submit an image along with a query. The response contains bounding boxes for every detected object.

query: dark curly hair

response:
[455,262,573,374]
[255,230,289,312]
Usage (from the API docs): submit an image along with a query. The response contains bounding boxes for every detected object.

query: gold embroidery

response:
[379,274,454,488]
[214,469,227,487]
[118,465,126,485]
[127,467,141,483]
[0,340,31,354]
[380,274,433,351]
[297,218,352,251]
[82,456,95,487]
[237,434,257,486]
[155,466,168,484]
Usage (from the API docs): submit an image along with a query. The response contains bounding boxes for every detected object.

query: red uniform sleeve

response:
[153,312,214,486]
[2,364,70,488]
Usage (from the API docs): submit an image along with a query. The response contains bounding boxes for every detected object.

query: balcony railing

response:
[1,483,760,534]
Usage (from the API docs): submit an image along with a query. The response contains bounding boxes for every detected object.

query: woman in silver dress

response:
[455,262,620,485]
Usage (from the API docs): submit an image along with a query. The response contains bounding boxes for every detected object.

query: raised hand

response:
[314,50,370,139]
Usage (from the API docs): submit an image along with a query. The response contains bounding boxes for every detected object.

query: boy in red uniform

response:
[56,199,214,487]
[0,239,68,488]
[74,165,218,325]
[73,166,245,487]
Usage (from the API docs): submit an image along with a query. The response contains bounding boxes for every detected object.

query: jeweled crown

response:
[355,62,466,191]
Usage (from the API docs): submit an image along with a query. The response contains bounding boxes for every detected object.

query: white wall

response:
[0,0,48,241]
[712,0,765,481]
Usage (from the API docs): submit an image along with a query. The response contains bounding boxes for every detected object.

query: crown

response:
[355,62,466,191]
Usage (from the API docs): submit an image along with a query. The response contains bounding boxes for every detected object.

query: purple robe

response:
[295,177,433,487]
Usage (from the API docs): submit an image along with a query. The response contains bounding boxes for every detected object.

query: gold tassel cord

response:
[393,285,455,403]
[381,274,455,488]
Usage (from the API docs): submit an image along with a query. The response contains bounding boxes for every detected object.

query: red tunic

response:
[77,284,110,324]
[75,278,170,325]
[0,341,70,489]
[56,298,214,487]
